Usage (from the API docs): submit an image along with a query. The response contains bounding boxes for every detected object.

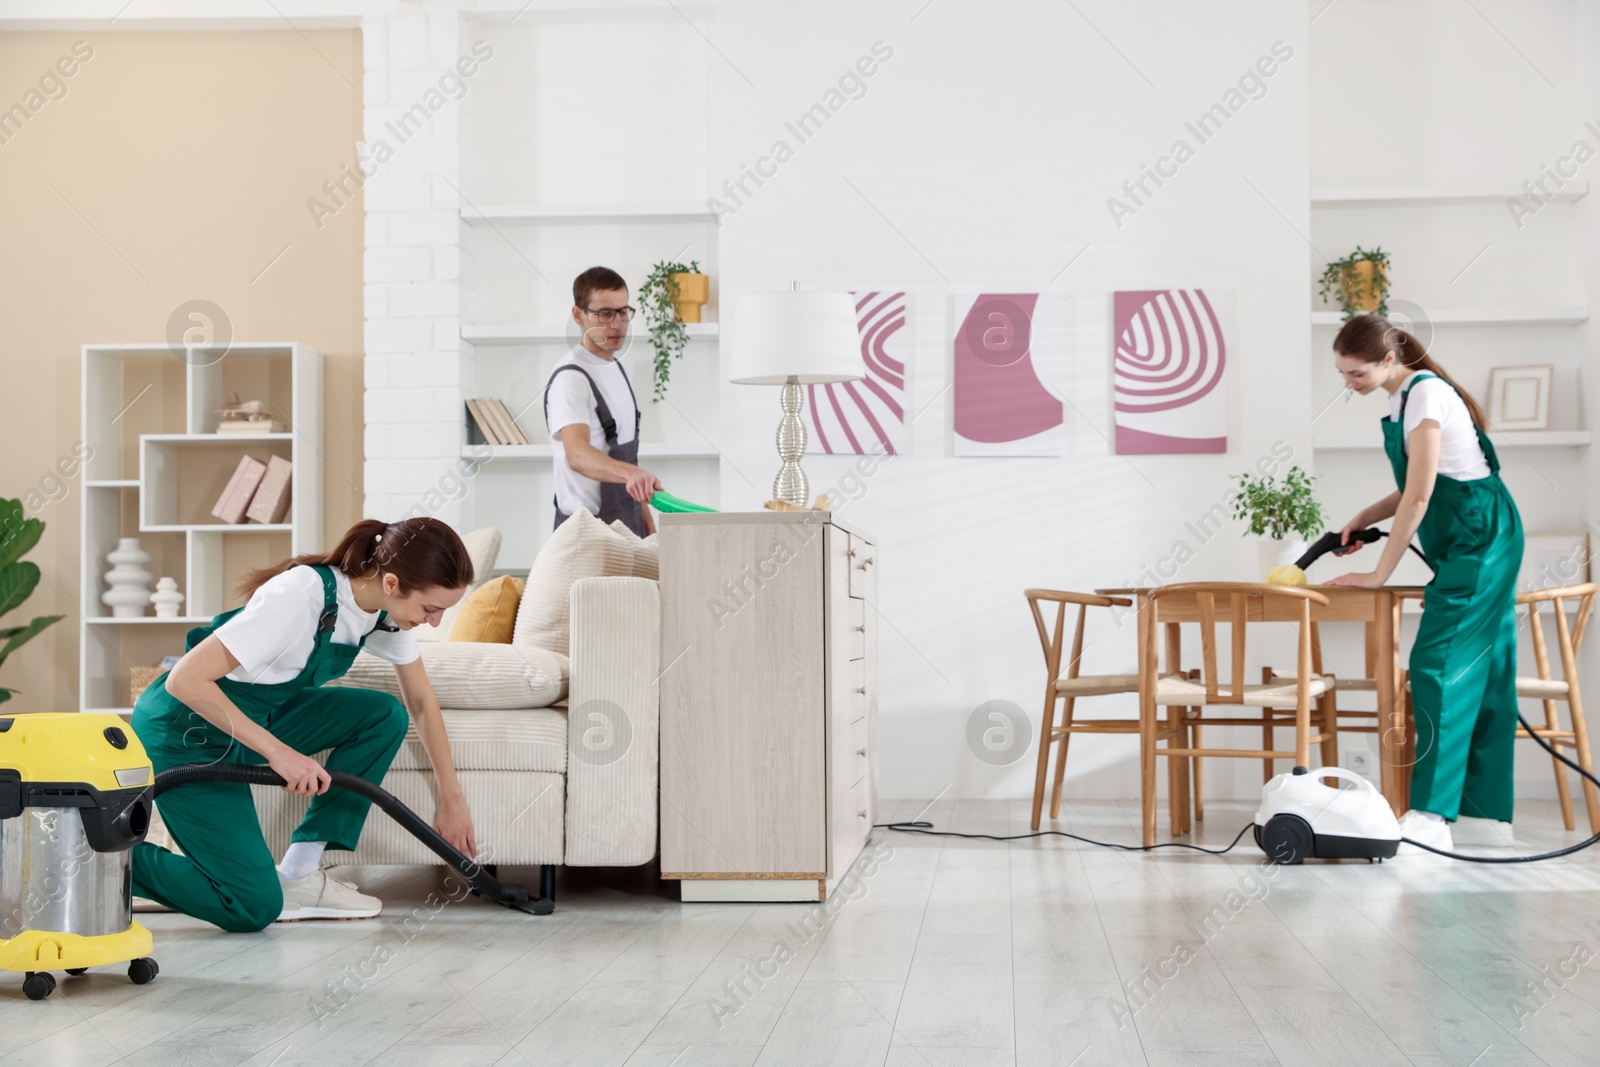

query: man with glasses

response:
[544,266,660,536]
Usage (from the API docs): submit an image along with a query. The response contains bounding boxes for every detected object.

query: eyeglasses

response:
[582,306,636,324]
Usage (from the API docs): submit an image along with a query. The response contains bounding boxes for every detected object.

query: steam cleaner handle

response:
[1294,527,1384,570]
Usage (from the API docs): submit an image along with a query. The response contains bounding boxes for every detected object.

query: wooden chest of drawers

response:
[657,511,878,902]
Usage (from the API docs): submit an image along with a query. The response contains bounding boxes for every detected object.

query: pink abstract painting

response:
[953,293,1064,456]
[806,291,907,455]
[1112,289,1230,454]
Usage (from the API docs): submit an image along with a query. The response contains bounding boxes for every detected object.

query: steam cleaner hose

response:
[151,764,553,914]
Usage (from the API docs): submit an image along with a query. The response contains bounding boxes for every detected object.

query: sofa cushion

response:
[449,575,524,643]
[389,708,568,774]
[513,509,659,656]
[331,640,567,710]
[415,526,502,643]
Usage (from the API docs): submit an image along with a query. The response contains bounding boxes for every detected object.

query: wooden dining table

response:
[1096,584,1426,842]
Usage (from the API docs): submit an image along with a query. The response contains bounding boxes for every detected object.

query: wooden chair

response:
[1516,583,1598,832]
[1140,583,1338,847]
[1026,589,1190,832]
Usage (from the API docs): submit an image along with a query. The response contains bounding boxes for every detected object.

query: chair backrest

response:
[1147,582,1329,705]
[1024,589,1130,684]
[1518,582,1596,684]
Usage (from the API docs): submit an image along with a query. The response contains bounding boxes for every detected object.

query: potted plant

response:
[639,259,707,402]
[1318,246,1389,319]
[1230,466,1325,580]
[0,498,65,705]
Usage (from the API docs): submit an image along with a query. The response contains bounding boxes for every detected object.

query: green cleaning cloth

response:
[650,490,718,514]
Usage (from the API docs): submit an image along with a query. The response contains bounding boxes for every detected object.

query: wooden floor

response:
[6,797,1600,1066]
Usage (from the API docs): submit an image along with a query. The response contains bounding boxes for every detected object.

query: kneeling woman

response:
[132,517,478,931]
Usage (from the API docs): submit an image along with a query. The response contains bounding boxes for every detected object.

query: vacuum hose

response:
[151,765,554,915]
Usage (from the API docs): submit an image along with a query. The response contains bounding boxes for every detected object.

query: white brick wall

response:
[361,0,471,526]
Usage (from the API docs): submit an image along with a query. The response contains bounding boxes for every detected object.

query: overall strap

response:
[615,358,642,436]
[545,363,617,445]
[1395,371,1436,424]
[299,563,340,636]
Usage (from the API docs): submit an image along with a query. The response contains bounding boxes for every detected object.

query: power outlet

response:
[1346,751,1374,775]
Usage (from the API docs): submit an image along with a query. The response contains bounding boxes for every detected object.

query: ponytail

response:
[1332,314,1487,429]
[236,517,475,601]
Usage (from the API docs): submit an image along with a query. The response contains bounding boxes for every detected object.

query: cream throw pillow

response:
[514,509,659,655]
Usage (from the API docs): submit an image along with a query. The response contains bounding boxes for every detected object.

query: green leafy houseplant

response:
[1230,466,1324,542]
[0,498,65,705]
[1318,245,1390,319]
[638,259,702,402]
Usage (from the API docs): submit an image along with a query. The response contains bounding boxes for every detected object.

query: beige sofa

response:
[248,522,662,883]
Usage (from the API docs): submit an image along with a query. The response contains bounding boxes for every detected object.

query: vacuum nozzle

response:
[1293,527,1384,571]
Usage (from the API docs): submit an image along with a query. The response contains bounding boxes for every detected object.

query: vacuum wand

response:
[1265,527,1386,586]
[151,764,553,916]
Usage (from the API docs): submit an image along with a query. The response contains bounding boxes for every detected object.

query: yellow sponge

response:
[1265,565,1307,587]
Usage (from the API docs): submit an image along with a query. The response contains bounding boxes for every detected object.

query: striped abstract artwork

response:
[805,290,907,455]
[1112,288,1230,454]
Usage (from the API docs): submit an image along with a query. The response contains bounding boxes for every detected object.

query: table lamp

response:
[731,289,863,506]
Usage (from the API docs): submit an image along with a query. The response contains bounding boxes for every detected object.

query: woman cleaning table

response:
[1325,314,1524,853]
[131,517,478,930]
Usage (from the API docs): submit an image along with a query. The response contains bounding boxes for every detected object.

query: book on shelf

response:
[211,455,267,524]
[466,399,504,445]
[217,418,284,434]
[465,398,530,446]
[245,455,292,524]
[484,399,529,445]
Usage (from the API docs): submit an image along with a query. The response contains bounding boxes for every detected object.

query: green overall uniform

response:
[1384,372,1524,822]
[130,565,410,932]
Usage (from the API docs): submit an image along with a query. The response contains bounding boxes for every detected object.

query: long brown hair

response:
[1333,313,1487,429]
[237,517,475,601]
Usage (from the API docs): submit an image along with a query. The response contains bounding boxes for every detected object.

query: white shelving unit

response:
[1310,183,1589,207]
[80,343,323,713]
[1311,308,1590,327]
[461,204,715,225]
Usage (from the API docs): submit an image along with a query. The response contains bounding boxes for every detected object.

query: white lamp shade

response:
[730,290,864,385]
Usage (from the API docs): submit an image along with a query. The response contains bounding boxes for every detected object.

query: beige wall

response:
[0,30,364,713]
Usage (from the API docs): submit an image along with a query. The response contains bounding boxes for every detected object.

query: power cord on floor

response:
[872,818,1256,855]
[877,713,1600,864]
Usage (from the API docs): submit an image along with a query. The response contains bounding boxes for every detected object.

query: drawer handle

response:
[855,686,866,695]
[854,625,866,633]
[856,747,867,756]
[855,559,874,570]
[857,809,868,818]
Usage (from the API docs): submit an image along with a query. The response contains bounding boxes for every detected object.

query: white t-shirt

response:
[545,345,639,517]
[1388,374,1491,481]
[213,565,419,685]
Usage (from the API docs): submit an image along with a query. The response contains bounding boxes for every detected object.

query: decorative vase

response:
[151,576,185,618]
[1343,261,1385,313]
[670,272,709,323]
[102,538,153,618]
[1257,537,1306,582]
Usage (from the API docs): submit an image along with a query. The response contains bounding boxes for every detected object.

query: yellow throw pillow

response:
[448,575,525,644]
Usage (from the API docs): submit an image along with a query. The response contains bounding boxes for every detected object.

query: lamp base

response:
[772,376,809,506]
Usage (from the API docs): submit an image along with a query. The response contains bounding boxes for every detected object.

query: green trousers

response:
[131,687,408,932]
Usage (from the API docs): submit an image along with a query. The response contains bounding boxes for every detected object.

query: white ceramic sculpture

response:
[150,576,185,618]
[101,538,153,618]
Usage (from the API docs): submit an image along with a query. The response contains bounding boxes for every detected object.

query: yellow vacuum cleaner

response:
[0,712,158,1000]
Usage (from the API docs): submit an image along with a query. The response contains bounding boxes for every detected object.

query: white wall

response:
[703,0,1313,803]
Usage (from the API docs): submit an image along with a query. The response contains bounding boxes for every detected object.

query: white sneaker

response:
[1396,810,1454,856]
[1453,816,1515,848]
[276,870,383,922]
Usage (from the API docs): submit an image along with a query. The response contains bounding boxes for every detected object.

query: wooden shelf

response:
[461,204,714,225]
[464,322,719,344]
[1311,308,1589,327]
[464,443,722,460]
[1311,183,1589,207]
[1314,430,1591,450]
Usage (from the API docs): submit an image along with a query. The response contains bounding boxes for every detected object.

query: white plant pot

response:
[102,537,153,618]
[1256,537,1306,581]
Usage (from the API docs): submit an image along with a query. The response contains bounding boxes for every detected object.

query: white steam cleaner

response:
[1253,766,1401,863]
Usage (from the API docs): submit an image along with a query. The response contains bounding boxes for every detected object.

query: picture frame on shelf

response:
[1518,530,1591,594]
[1487,364,1553,431]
